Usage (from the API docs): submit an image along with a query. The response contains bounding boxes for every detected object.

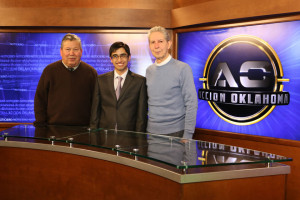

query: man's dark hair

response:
[109,41,131,57]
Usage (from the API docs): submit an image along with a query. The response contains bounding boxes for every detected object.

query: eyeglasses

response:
[111,53,128,60]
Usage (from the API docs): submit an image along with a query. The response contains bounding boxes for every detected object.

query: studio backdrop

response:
[0,31,154,123]
[177,19,300,141]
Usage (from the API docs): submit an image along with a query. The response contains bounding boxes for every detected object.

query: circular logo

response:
[199,35,289,125]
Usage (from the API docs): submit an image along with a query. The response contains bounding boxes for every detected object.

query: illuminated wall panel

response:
[178,20,300,140]
[0,32,153,123]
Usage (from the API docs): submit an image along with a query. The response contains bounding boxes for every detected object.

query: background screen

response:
[0,32,154,123]
[177,20,300,141]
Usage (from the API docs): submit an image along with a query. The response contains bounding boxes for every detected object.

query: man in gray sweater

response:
[146,26,198,139]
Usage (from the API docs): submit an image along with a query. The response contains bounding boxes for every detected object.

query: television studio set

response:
[1,1,300,199]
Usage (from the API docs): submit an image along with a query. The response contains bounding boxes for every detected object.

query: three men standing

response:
[34,30,197,139]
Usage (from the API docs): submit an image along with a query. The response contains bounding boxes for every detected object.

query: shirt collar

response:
[155,54,172,66]
[62,60,81,71]
[114,69,128,79]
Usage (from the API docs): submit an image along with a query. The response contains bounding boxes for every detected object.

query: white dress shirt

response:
[114,69,128,90]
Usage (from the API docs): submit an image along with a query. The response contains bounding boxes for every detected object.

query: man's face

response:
[60,40,82,68]
[149,31,172,63]
[110,47,131,75]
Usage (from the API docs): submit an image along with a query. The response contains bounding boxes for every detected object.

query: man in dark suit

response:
[90,42,148,132]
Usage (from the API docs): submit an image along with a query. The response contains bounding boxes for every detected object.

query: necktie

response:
[69,68,74,72]
[116,76,123,100]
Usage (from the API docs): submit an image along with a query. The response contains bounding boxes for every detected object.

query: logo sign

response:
[199,35,290,125]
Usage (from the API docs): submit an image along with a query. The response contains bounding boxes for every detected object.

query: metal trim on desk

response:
[0,140,290,184]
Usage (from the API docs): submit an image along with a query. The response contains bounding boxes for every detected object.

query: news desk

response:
[0,125,292,200]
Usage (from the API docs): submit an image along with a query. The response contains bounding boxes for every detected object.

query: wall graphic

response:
[178,20,300,140]
[0,32,154,123]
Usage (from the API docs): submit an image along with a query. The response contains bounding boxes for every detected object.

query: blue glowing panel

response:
[178,20,300,140]
[0,32,154,123]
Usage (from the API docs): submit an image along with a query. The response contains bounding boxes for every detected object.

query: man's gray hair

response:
[61,33,82,49]
[148,26,171,42]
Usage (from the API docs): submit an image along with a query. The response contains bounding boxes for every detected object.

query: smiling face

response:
[110,47,131,75]
[149,31,172,64]
[60,40,82,68]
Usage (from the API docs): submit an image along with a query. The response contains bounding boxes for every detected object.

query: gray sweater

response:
[146,58,198,139]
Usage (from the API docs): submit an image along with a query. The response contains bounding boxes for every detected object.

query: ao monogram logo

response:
[199,35,290,125]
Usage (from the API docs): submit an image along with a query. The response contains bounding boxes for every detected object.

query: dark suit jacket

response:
[90,70,148,132]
